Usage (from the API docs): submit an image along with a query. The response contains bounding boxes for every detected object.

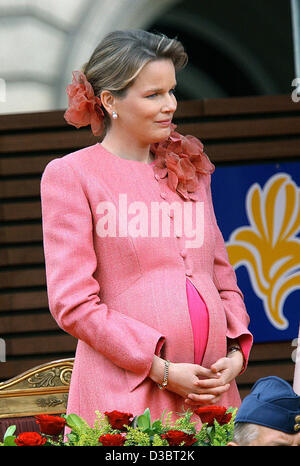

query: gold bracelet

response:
[157,360,170,390]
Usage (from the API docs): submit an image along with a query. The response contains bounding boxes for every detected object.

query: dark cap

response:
[235,376,300,434]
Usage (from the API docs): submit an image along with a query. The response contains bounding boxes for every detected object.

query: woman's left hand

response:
[184,350,244,406]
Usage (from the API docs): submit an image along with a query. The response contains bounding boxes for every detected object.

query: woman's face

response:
[107,59,177,145]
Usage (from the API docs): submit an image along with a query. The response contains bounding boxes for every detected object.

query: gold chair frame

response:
[0,358,74,419]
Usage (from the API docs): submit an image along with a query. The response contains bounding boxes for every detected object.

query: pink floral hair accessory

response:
[64,70,105,136]
[150,124,215,201]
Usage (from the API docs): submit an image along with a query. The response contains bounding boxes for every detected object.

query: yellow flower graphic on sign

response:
[226,173,300,330]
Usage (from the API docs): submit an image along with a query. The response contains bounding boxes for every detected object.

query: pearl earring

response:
[112,111,118,119]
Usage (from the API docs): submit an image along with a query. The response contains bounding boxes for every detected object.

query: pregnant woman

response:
[40,29,253,429]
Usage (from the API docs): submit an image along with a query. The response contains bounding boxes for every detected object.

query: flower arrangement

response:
[0,406,237,447]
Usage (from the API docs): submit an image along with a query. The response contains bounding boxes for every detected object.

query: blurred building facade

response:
[0,0,296,114]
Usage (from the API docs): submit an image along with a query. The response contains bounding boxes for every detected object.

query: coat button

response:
[168,211,174,218]
[185,269,193,277]
[294,424,300,432]
[160,192,167,199]
[175,232,182,238]
[180,249,187,258]
[154,174,160,180]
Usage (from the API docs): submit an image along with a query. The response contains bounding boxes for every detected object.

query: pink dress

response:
[148,160,209,365]
[186,278,209,365]
[41,143,253,430]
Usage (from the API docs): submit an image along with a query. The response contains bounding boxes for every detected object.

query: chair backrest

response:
[0,358,74,419]
[0,358,74,440]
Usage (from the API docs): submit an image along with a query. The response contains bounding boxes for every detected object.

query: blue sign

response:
[211,161,300,343]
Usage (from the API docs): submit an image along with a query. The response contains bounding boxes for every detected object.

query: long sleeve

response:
[40,157,165,392]
[206,174,253,373]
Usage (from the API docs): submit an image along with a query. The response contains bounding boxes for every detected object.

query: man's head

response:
[228,376,300,446]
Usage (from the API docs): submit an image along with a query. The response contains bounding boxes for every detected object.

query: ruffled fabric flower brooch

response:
[64,71,105,136]
[150,124,215,202]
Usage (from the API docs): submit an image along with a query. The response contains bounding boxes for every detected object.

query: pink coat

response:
[40,141,253,429]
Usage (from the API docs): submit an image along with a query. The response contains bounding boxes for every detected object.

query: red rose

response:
[99,434,127,446]
[194,406,232,426]
[161,430,197,446]
[35,414,66,436]
[104,410,133,430]
[15,432,47,446]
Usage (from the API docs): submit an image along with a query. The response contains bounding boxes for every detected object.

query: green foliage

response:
[194,407,237,446]
[0,406,237,447]
[2,425,17,446]
[171,408,197,434]
[62,413,93,446]
[64,411,112,446]
[123,426,152,446]
[152,433,169,446]
[160,410,174,430]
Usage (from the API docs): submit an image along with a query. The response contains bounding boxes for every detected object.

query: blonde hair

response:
[82,29,188,135]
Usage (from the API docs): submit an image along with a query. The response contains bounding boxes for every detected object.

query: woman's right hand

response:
[166,362,230,404]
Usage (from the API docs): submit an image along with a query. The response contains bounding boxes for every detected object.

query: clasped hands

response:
[166,351,244,406]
